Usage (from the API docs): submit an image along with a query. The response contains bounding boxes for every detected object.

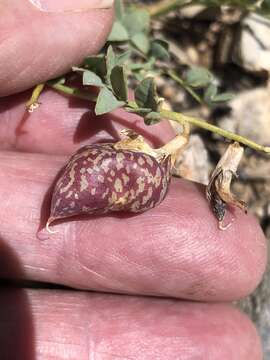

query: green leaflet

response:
[110,65,128,102]
[185,67,213,88]
[122,9,150,37]
[131,32,150,54]
[108,21,129,42]
[150,40,170,61]
[135,78,161,112]
[144,111,162,125]
[95,87,125,115]
[72,68,104,87]
[83,55,107,82]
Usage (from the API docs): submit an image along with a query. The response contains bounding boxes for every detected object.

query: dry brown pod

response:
[206,142,247,230]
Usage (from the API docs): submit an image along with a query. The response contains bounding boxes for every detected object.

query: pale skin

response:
[0,1,268,359]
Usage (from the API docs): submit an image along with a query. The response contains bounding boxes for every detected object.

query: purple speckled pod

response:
[47,143,171,229]
[46,130,189,231]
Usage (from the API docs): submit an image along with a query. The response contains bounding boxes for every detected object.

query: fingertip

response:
[163,179,267,301]
[0,1,114,96]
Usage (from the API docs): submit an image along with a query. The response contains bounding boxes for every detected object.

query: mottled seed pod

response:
[46,130,189,232]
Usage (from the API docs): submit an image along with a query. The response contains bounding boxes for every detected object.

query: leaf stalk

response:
[160,109,270,154]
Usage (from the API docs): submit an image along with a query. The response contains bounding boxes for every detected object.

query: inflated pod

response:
[46,130,188,231]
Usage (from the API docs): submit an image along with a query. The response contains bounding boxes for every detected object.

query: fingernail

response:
[29,0,114,12]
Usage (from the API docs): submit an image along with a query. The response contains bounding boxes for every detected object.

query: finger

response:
[0,288,262,360]
[0,151,266,301]
[0,89,175,154]
[0,0,114,96]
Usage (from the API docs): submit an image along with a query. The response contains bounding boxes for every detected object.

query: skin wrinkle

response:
[7,52,35,88]
[0,21,14,45]
[63,220,126,291]
[80,215,165,291]
[186,236,239,298]
[99,252,159,294]
[0,34,22,73]
[131,214,217,297]
[106,226,200,297]
[0,22,46,85]
[96,350,136,359]
[73,226,136,292]
[36,341,84,359]
[24,264,51,273]
[52,223,77,283]
[77,260,117,288]
[87,339,97,360]
[26,224,67,281]
[36,18,87,76]
[155,254,212,298]
[75,220,163,294]
[21,290,260,359]
[28,0,114,12]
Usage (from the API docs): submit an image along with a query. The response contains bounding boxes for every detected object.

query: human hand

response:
[0,1,267,359]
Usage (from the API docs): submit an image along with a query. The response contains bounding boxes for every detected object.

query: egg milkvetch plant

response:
[26,0,270,229]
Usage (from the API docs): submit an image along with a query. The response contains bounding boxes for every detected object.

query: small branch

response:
[26,83,45,111]
[47,82,97,102]
[166,70,203,105]
[45,82,270,154]
[144,0,192,17]
[160,109,270,154]
[142,0,269,18]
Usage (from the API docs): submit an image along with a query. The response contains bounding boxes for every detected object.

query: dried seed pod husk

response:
[46,129,189,232]
[206,142,247,230]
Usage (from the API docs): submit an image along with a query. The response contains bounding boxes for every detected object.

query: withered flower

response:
[206,142,247,230]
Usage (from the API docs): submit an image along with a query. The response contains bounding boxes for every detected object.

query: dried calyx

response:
[206,142,247,230]
[46,128,189,233]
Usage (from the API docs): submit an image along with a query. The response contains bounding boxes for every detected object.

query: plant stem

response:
[166,69,203,105]
[26,83,45,110]
[47,82,97,102]
[160,109,270,154]
[144,0,192,17]
[45,82,270,154]
[143,0,266,18]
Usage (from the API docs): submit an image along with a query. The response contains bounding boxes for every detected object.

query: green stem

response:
[47,82,97,102]
[45,82,270,154]
[144,0,265,18]
[144,0,192,17]
[166,70,203,105]
[26,83,45,109]
[160,109,270,154]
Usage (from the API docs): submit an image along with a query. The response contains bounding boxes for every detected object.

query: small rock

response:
[238,227,270,359]
[218,86,270,146]
[185,46,200,64]
[162,85,177,100]
[172,134,210,185]
[232,181,255,205]
[233,13,270,72]
[180,5,206,18]
[267,203,270,217]
[259,304,270,359]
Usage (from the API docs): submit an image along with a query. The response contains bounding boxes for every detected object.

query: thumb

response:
[0,0,114,96]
